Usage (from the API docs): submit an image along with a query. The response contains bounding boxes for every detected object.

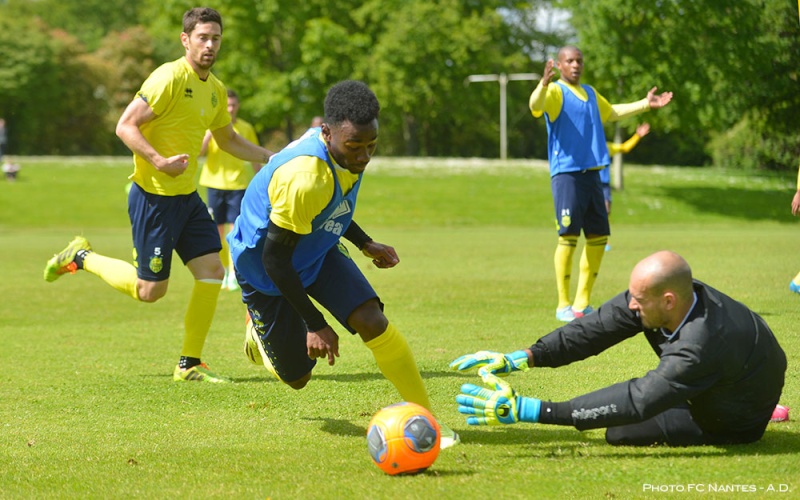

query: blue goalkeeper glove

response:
[449,350,530,377]
[456,383,541,426]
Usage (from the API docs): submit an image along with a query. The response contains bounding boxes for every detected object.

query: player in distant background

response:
[602,122,650,215]
[229,80,460,448]
[199,89,262,291]
[43,7,273,383]
[0,118,7,163]
[601,122,650,251]
[452,251,786,446]
[529,46,673,322]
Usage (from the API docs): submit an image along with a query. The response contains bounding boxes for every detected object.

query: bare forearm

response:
[220,133,273,164]
[116,123,164,166]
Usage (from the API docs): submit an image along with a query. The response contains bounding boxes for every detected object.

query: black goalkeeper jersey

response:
[531,280,786,439]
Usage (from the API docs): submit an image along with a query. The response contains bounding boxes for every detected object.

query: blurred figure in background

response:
[200,89,263,291]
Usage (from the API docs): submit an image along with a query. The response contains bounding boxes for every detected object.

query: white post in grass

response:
[612,122,623,191]
[466,73,540,160]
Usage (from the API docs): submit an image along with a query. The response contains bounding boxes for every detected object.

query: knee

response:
[210,263,225,281]
[285,372,311,390]
[137,281,167,303]
[349,305,388,340]
[201,261,225,282]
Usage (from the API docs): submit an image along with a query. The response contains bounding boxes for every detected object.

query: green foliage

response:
[1,0,141,51]
[1,157,799,497]
[708,112,798,172]
[0,17,114,155]
[559,0,800,170]
[138,0,545,156]
[2,0,798,167]
[367,1,512,156]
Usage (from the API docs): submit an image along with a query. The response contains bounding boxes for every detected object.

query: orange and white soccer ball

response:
[366,402,441,475]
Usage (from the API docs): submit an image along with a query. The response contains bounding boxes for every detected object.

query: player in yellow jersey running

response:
[43,7,274,383]
[199,89,263,291]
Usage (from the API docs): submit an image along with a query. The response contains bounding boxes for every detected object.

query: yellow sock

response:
[83,252,140,300]
[793,272,800,285]
[364,323,431,411]
[554,236,578,309]
[574,236,608,311]
[181,279,222,359]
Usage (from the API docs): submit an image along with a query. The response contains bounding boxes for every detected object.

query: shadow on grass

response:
[248,369,459,384]
[658,185,795,223]
[233,369,460,384]
[307,414,800,460]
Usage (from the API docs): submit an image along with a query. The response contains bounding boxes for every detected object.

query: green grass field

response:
[1,157,798,499]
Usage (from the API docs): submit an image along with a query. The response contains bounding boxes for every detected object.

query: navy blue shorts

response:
[551,170,610,236]
[239,243,381,383]
[206,188,245,225]
[128,183,222,281]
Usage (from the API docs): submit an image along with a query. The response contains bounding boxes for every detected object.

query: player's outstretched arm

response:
[456,383,541,426]
[212,122,274,164]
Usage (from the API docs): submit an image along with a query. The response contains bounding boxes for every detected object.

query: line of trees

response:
[0,0,797,170]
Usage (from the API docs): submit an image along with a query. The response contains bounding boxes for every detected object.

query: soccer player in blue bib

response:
[229,80,459,448]
[529,46,673,322]
[43,8,273,383]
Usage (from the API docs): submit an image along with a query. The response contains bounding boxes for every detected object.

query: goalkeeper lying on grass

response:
[451,250,787,447]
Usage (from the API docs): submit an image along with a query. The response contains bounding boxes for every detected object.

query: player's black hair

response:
[323,80,380,126]
[183,7,223,34]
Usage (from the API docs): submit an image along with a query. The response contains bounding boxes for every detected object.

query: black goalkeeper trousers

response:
[605,406,766,447]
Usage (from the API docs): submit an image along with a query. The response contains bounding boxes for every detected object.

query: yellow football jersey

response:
[199,118,260,190]
[533,82,614,122]
[129,57,231,196]
[268,151,359,235]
